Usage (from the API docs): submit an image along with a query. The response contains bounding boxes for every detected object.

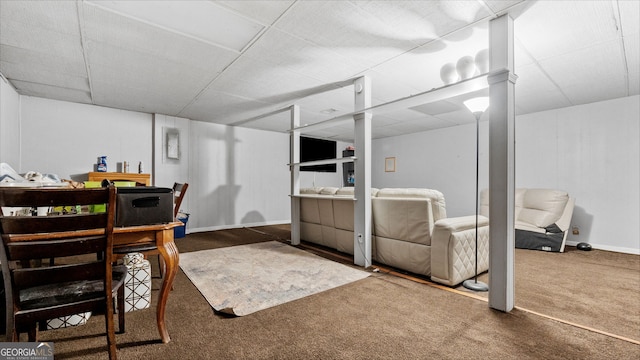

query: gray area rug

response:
[179,241,370,316]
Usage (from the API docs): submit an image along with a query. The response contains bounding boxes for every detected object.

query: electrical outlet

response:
[572,226,579,235]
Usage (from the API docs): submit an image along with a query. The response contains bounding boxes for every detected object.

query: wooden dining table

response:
[113,221,181,344]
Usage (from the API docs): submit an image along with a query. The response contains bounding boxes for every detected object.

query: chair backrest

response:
[172,182,188,217]
[0,187,117,336]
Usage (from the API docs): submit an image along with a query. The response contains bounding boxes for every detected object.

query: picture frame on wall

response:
[385,157,396,172]
[164,127,180,161]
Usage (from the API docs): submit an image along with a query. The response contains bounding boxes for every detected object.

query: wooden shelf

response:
[88,172,151,186]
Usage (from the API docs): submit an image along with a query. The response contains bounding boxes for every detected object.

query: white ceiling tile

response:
[87,43,214,97]
[0,17,83,60]
[0,44,87,80]
[10,80,92,104]
[514,37,536,68]
[539,39,628,105]
[85,0,263,52]
[243,28,363,82]
[432,109,476,126]
[516,1,619,61]
[484,1,529,15]
[371,24,489,96]
[0,1,80,36]
[180,89,271,124]
[514,63,572,114]
[82,4,238,74]
[0,60,89,92]
[410,100,461,116]
[275,1,416,68]
[619,0,640,35]
[216,1,295,25]
[210,54,335,103]
[624,33,639,95]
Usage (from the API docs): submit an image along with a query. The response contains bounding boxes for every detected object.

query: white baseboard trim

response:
[565,240,640,255]
[186,220,290,235]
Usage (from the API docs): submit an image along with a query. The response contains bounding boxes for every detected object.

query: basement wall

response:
[3,95,291,232]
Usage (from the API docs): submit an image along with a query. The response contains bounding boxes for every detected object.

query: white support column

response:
[488,14,517,312]
[290,105,301,245]
[353,76,372,267]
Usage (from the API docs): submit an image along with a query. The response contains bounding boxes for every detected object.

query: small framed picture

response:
[385,157,396,172]
[165,127,180,160]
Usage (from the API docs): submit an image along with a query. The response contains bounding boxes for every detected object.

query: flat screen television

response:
[300,136,337,172]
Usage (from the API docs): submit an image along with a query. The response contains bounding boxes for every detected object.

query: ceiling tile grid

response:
[515,0,620,61]
[216,0,295,26]
[274,1,418,68]
[11,80,92,105]
[238,28,364,84]
[537,39,629,106]
[513,62,572,115]
[0,0,637,141]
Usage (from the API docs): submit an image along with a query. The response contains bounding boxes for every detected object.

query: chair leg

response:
[117,285,125,334]
[27,325,37,342]
[105,298,118,360]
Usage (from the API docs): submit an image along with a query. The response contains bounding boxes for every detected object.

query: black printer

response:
[116,187,173,226]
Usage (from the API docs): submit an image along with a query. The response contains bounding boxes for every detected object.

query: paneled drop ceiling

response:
[1,0,638,142]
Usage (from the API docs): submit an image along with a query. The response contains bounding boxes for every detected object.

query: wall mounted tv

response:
[300,136,337,172]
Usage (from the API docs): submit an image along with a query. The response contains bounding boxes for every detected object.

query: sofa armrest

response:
[430,215,489,286]
[555,197,575,233]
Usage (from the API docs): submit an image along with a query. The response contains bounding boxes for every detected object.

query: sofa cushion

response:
[372,197,433,246]
[375,188,446,221]
[518,189,569,228]
[333,198,354,231]
[319,187,339,195]
[335,187,354,196]
[480,188,526,219]
[374,235,431,276]
[300,187,323,195]
[335,187,379,197]
[300,197,320,223]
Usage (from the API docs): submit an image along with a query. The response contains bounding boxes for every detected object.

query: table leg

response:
[156,231,179,343]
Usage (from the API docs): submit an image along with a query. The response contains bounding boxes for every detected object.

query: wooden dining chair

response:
[0,186,126,360]
[172,182,188,218]
[113,182,188,279]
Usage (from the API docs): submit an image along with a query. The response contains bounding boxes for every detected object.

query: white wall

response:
[516,95,639,254]
[372,120,489,218]
[0,92,292,233]
[19,96,152,180]
[372,95,640,254]
[188,120,290,232]
[0,77,21,167]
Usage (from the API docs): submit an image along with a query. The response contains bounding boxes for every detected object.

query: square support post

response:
[290,105,301,245]
[488,14,517,312]
[353,76,372,267]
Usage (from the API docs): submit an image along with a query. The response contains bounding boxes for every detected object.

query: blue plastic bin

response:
[174,213,189,238]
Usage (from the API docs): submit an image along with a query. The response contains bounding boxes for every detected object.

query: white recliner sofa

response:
[480,188,575,252]
[296,187,489,286]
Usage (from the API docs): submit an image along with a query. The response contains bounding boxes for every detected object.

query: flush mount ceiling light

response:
[86,0,264,52]
[320,108,339,114]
